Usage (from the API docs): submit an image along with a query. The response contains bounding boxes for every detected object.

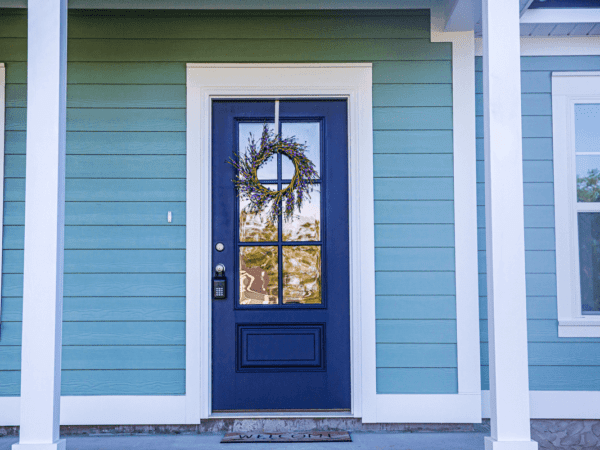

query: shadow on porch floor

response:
[0,432,490,450]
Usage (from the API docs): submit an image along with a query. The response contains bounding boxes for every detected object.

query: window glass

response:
[578,213,600,314]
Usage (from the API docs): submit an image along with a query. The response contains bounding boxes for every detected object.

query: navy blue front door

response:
[211,100,351,411]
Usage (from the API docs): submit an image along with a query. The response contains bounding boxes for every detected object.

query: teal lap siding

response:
[0,9,456,396]
[476,55,600,391]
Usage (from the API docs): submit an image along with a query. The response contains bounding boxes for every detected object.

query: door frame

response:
[186,63,375,419]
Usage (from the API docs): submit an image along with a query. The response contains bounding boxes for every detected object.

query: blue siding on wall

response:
[0,10,456,396]
[476,55,600,391]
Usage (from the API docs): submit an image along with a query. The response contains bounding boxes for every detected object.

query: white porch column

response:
[482,1,537,450]
[13,1,68,449]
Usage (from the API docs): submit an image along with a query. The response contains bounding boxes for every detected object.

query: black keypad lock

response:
[213,276,227,300]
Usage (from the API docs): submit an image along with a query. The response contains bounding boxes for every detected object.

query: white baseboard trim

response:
[0,396,188,426]
[482,390,600,419]
[372,394,482,424]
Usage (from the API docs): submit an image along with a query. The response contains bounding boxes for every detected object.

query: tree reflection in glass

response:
[239,185,278,242]
[283,246,321,304]
[239,246,279,305]
[283,186,320,242]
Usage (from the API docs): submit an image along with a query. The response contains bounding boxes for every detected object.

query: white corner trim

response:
[482,391,600,419]
[186,63,375,421]
[475,37,600,56]
[552,72,600,338]
[520,8,600,24]
[431,8,482,401]
[0,396,189,426]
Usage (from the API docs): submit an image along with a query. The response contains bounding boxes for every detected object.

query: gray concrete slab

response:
[0,432,489,450]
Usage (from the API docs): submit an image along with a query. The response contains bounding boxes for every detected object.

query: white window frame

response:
[553,71,600,337]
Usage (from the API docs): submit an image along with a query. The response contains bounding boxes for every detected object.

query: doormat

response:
[221,431,352,443]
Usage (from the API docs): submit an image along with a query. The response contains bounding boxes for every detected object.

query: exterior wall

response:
[476,55,600,391]
[0,9,456,396]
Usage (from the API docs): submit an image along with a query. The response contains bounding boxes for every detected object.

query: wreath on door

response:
[229,124,318,222]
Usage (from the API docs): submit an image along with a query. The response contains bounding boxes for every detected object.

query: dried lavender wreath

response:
[230,124,318,222]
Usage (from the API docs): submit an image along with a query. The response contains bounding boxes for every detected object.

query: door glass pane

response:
[281,122,320,179]
[283,185,321,242]
[239,122,277,180]
[283,246,322,304]
[578,213,600,314]
[240,184,278,242]
[575,104,600,153]
[239,246,279,305]
[577,156,600,202]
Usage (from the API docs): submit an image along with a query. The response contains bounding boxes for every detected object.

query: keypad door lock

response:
[213,264,227,300]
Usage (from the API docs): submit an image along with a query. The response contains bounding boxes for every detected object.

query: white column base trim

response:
[484,437,538,450]
[12,440,66,450]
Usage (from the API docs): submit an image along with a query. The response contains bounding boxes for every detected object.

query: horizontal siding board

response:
[376,368,457,394]
[63,322,185,346]
[481,343,600,367]
[375,248,455,271]
[374,178,454,200]
[61,370,185,396]
[4,226,185,250]
[62,346,185,370]
[373,107,452,130]
[373,130,453,154]
[475,117,552,139]
[2,273,186,297]
[0,347,20,370]
[480,319,600,343]
[64,250,185,273]
[67,109,185,132]
[376,296,456,319]
[0,322,21,345]
[66,85,186,109]
[475,71,551,94]
[375,224,455,248]
[4,202,186,226]
[475,138,554,161]
[63,38,452,62]
[376,272,456,295]
[375,201,454,224]
[6,155,186,178]
[373,84,452,107]
[376,320,457,343]
[373,61,452,84]
[374,154,453,177]
[0,372,20,396]
[64,179,186,202]
[66,132,187,155]
[65,14,431,39]
[376,344,457,368]
[1,297,186,322]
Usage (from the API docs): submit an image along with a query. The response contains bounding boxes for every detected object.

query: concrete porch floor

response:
[0,432,490,450]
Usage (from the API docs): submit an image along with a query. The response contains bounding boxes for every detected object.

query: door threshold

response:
[210,410,354,419]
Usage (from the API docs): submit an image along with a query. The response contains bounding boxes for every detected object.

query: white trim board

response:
[475,37,600,56]
[431,6,483,400]
[186,63,376,421]
[482,391,600,419]
[520,8,600,25]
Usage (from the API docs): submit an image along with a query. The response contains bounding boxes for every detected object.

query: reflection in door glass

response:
[239,122,277,180]
[240,184,278,242]
[283,246,322,304]
[240,246,279,305]
[283,186,321,242]
[281,122,320,179]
